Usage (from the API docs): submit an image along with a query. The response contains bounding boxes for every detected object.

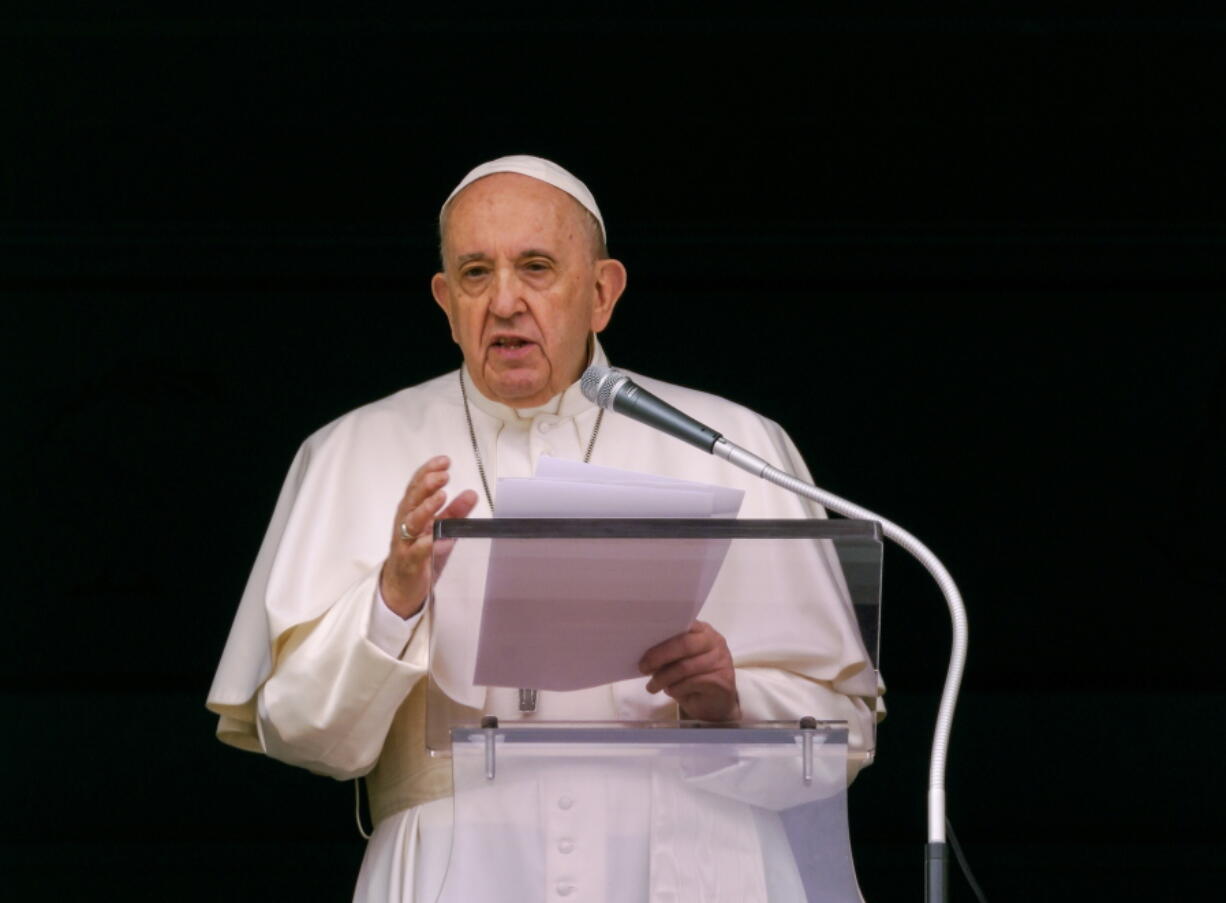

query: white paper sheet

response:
[471,459,743,691]
[533,457,744,517]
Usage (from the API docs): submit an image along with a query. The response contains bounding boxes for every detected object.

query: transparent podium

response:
[425,519,882,902]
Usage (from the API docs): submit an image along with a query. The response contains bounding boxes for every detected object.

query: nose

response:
[488,266,525,319]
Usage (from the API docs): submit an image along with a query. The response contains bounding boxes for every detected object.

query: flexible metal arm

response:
[714,438,967,901]
[580,363,965,898]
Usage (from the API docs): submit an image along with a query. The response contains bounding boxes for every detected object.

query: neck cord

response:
[459,368,605,512]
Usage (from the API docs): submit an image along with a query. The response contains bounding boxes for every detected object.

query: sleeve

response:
[206,413,428,773]
[207,441,316,754]
[734,668,877,778]
[368,582,424,657]
[255,571,430,780]
[721,407,883,776]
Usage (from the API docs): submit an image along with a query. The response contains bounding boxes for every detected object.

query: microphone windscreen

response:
[580,364,624,409]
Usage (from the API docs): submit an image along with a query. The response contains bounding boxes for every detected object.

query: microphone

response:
[581,362,968,903]
[580,365,723,453]
[581,364,777,478]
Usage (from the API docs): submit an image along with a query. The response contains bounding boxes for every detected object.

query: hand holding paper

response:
[639,620,741,721]
[471,459,744,693]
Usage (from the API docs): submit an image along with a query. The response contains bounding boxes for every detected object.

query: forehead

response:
[443,173,590,256]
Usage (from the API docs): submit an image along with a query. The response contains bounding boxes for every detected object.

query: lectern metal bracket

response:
[480,715,498,780]
[799,715,818,786]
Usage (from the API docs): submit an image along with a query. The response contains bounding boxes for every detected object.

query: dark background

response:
[3,4,1224,900]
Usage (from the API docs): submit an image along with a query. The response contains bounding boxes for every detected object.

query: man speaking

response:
[207,156,878,901]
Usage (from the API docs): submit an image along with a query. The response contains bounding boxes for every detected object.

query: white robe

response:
[207,345,878,902]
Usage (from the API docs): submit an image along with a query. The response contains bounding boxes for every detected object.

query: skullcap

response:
[441,155,606,242]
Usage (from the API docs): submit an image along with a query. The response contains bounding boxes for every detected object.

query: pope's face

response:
[432,173,626,408]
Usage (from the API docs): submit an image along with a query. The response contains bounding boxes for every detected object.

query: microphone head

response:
[580,364,628,409]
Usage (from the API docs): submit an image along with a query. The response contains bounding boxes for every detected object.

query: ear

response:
[431,272,459,343]
[590,258,627,334]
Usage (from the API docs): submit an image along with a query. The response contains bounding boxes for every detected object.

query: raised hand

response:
[379,455,479,618]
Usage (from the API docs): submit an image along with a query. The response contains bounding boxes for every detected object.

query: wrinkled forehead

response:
[439,154,606,242]
[439,173,604,261]
[444,173,580,228]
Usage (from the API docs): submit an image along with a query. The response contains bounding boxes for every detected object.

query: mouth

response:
[488,335,539,360]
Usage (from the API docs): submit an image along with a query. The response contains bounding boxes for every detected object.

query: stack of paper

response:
[472,458,744,691]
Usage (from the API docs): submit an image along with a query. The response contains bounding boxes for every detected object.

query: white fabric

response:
[207,340,878,901]
[368,584,420,659]
[440,155,606,241]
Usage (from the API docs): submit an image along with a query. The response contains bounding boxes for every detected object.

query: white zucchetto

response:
[440,155,606,242]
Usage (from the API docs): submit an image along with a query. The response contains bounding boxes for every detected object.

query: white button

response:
[556,882,575,897]
[557,795,574,810]
[557,838,575,854]
[538,421,553,433]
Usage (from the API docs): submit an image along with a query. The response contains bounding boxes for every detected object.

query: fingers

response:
[399,483,478,549]
[402,454,451,507]
[382,456,458,617]
[642,642,725,692]
[430,489,481,576]
[638,621,720,677]
[667,674,741,723]
[395,456,453,535]
[638,621,739,721]
[639,623,726,693]
[382,458,481,618]
[397,454,478,542]
[399,484,448,542]
[438,488,480,522]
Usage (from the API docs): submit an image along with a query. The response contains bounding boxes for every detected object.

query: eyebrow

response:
[454,249,558,265]
[518,249,557,262]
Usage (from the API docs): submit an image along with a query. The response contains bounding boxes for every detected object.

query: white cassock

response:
[207,342,880,902]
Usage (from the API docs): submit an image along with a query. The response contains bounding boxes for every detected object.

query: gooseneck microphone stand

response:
[582,365,968,903]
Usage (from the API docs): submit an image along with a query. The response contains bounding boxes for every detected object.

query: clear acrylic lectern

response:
[425,518,882,902]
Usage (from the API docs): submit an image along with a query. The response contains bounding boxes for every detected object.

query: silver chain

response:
[459,368,604,513]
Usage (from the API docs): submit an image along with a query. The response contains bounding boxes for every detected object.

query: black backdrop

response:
[4,5,1224,901]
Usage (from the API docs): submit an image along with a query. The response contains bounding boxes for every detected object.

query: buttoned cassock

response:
[207,343,878,902]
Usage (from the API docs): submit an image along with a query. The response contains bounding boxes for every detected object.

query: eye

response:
[522,259,552,273]
[460,264,490,280]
